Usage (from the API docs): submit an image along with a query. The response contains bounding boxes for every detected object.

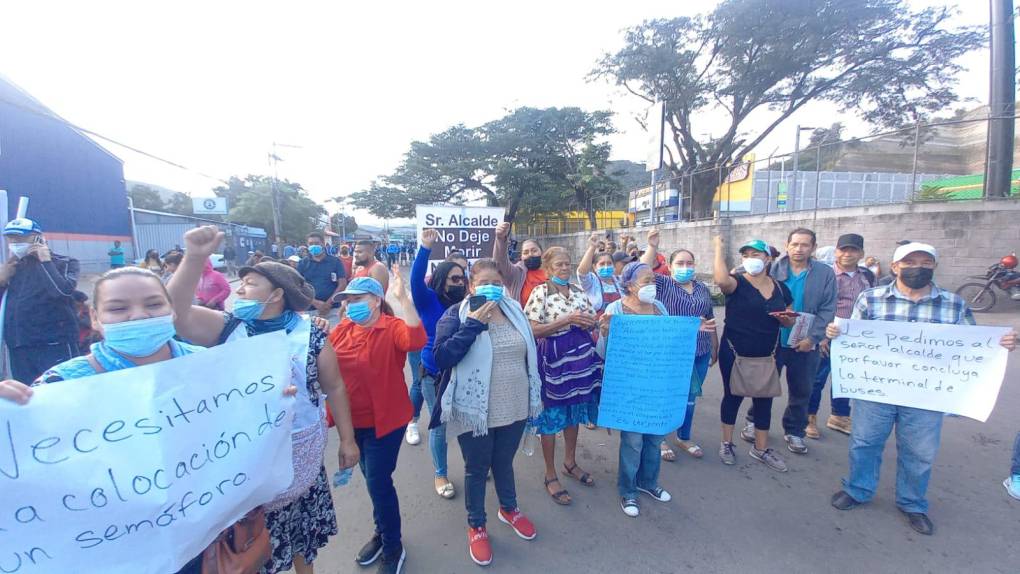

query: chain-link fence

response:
[628,112,1020,225]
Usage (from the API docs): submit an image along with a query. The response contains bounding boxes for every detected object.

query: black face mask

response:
[524,256,542,270]
[898,266,933,289]
[445,285,466,302]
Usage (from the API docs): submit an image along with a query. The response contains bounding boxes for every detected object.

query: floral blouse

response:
[524,282,596,336]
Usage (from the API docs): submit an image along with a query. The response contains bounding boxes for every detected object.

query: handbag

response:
[200,507,271,574]
[725,338,781,398]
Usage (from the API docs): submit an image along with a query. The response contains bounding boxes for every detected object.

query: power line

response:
[0,95,230,185]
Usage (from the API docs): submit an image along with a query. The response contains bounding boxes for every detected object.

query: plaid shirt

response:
[851,282,975,325]
[833,266,874,319]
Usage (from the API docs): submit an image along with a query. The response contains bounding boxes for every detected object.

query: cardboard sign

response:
[415,205,505,270]
[0,332,296,573]
[830,319,1010,421]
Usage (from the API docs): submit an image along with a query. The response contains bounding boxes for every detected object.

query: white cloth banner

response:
[830,319,1010,421]
[0,332,295,573]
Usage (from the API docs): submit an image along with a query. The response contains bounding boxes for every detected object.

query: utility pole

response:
[268,142,303,257]
[790,125,815,210]
[984,0,1016,198]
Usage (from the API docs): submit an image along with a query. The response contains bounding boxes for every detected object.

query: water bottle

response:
[521,430,537,456]
[332,467,353,488]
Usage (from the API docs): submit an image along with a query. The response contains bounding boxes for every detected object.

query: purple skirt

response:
[537,325,602,408]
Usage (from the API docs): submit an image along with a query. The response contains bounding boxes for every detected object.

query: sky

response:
[0,0,996,227]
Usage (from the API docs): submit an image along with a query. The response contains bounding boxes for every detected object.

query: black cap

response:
[612,251,636,264]
[836,233,864,250]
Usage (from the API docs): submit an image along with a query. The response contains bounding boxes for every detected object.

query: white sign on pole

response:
[415,205,505,270]
[646,101,665,172]
[0,332,296,573]
[830,319,1011,421]
[192,197,228,215]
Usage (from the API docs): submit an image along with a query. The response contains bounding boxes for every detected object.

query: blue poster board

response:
[597,315,700,434]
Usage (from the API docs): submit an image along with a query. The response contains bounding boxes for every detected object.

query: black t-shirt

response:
[722,274,792,357]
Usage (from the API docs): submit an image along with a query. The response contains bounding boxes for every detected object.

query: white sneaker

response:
[620,498,640,517]
[405,422,421,445]
[740,421,756,443]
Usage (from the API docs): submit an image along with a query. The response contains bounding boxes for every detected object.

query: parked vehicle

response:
[955,253,1020,312]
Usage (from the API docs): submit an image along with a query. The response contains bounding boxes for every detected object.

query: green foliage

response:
[128,184,164,211]
[349,107,627,226]
[214,175,325,243]
[591,0,985,216]
[329,212,358,237]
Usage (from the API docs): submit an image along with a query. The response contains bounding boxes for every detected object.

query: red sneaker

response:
[497,508,537,540]
[467,526,492,566]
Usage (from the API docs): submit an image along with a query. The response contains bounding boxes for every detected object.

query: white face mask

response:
[743,258,766,276]
[868,266,879,275]
[9,243,31,259]
[637,284,657,303]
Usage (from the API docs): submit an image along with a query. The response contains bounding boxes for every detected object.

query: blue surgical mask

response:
[100,315,176,357]
[672,267,695,283]
[596,266,614,279]
[346,301,373,324]
[233,298,266,321]
[551,276,569,286]
[475,284,504,303]
[308,245,324,257]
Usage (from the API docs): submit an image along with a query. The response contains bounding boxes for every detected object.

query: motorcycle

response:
[955,253,1020,312]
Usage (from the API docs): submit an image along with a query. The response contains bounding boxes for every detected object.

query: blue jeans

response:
[618,431,666,499]
[408,351,424,419]
[808,354,851,417]
[842,400,943,514]
[1011,431,1020,476]
[421,373,448,478]
[676,353,711,441]
[355,426,405,558]
[457,420,526,528]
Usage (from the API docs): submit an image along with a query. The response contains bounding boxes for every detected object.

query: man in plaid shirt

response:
[827,242,1017,536]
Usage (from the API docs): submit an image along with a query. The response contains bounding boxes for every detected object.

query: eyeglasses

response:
[447,275,466,284]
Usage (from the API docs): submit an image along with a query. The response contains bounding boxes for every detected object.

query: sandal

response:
[660,444,677,462]
[435,477,456,499]
[674,439,704,459]
[585,422,597,430]
[563,463,595,487]
[544,476,571,505]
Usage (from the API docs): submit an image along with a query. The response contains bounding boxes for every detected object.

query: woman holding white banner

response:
[596,262,674,518]
[168,226,360,574]
[0,266,304,574]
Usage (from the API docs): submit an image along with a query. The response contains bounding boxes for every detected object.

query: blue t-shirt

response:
[297,255,347,305]
[108,247,125,265]
[780,268,807,347]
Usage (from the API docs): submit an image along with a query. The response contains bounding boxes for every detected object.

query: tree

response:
[329,212,358,238]
[349,106,619,226]
[591,0,985,216]
[215,175,325,243]
[164,192,195,217]
[128,184,165,211]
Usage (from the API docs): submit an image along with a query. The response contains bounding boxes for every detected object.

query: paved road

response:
[309,289,1020,574]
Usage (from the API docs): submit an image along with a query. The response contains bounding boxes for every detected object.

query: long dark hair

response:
[429,260,466,308]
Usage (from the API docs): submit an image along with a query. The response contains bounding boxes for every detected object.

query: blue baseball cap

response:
[3,218,42,236]
[339,277,384,298]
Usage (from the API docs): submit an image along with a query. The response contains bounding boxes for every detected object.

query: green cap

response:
[739,239,769,254]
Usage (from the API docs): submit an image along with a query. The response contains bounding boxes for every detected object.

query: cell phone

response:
[469,295,487,311]
[769,311,798,319]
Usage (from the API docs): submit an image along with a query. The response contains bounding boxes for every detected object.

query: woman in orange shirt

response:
[329,268,425,574]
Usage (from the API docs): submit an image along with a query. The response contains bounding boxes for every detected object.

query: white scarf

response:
[440,297,543,436]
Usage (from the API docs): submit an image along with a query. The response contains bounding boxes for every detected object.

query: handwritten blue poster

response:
[597,315,700,434]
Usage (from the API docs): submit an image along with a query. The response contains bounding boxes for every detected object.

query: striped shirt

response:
[833,266,874,319]
[654,275,715,356]
[851,282,975,325]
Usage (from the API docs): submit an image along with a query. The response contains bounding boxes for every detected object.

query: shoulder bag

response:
[725,278,782,398]
[200,507,271,574]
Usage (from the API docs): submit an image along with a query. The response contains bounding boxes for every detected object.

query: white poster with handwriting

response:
[0,332,296,574]
[830,319,1010,421]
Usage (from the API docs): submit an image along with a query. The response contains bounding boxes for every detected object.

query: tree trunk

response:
[505,187,526,224]
[573,186,598,229]
[691,168,721,219]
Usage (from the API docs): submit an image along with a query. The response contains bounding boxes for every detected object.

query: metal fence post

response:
[910,120,920,201]
[813,145,822,221]
[765,156,773,214]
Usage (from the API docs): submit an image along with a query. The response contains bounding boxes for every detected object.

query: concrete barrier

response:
[532,200,1020,291]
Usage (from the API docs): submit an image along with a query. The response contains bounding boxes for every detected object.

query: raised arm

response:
[640,229,659,267]
[166,226,228,347]
[493,222,523,286]
[390,264,421,329]
[411,230,439,310]
[713,235,738,295]
[577,232,602,276]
